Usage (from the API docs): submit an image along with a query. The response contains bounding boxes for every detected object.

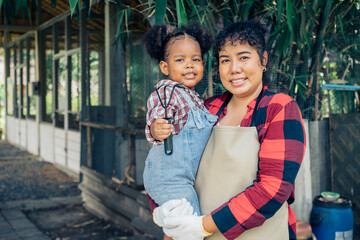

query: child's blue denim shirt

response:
[143,86,217,215]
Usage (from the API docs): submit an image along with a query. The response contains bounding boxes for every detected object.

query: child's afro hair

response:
[142,23,213,62]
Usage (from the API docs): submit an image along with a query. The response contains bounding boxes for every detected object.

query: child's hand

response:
[150,117,173,141]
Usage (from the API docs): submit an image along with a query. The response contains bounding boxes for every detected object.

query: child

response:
[142,23,217,222]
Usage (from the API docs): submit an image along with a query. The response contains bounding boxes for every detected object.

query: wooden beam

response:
[5,31,36,48]
[0,25,36,31]
[80,121,144,136]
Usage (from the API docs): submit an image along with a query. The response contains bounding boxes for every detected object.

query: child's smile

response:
[159,35,205,90]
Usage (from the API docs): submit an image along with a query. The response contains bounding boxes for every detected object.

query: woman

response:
[150,20,306,240]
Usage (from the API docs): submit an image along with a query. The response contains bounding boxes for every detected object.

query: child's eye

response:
[175,58,184,62]
[193,58,201,62]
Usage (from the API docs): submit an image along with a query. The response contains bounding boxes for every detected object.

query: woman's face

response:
[218,41,267,100]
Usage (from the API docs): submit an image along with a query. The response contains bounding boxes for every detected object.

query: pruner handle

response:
[164,117,173,155]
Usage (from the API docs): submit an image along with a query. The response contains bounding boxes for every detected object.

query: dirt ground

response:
[25,204,133,239]
[0,141,135,239]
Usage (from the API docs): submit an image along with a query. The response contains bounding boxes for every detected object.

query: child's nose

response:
[185,60,193,68]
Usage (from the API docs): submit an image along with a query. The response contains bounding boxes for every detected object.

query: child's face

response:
[159,35,205,90]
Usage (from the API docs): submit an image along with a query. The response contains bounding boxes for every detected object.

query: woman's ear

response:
[159,61,169,76]
[262,51,268,68]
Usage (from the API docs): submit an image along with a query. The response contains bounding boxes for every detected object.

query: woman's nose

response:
[230,60,241,73]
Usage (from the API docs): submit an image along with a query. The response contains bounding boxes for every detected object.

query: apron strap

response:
[215,89,264,126]
[250,89,264,127]
[216,92,232,117]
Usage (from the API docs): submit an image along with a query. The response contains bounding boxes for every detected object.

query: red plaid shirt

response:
[145,80,205,144]
[205,86,305,240]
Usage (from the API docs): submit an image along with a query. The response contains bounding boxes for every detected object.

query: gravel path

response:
[0,141,140,239]
[0,141,80,203]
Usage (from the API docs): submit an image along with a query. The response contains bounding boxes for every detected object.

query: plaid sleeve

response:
[211,94,306,239]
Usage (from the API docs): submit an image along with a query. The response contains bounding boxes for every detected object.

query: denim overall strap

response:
[176,87,208,129]
[176,87,196,109]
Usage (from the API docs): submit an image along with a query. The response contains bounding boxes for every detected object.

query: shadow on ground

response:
[0,141,135,239]
[25,204,132,239]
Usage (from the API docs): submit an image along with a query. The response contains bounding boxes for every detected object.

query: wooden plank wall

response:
[329,113,360,239]
[79,166,163,240]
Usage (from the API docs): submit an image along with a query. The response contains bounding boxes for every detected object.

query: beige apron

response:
[195,125,289,240]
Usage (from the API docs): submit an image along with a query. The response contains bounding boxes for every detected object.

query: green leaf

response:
[185,0,201,22]
[285,0,294,33]
[21,0,27,19]
[14,0,21,16]
[155,0,167,24]
[239,1,253,21]
[337,15,346,40]
[303,28,311,52]
[175,0,187,27]
[0,0,3,10]
[4,0,14,23]
[27,7,31,23]
[115,10,125,39]
[69,0,78,16]
[277,0,284,24]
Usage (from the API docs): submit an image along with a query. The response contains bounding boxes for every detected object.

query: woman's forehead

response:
[219,41,254,52]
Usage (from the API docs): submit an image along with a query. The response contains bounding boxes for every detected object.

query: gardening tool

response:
[155,83,182,155]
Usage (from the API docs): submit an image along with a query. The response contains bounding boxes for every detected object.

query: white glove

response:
[153,198,194,227]
[163,215,212,240]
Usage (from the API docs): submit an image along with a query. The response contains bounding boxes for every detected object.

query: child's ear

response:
[159,61,169,76]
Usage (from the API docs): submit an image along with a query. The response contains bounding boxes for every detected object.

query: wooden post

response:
[13,45,17,118]
[19,41,24,119]
[52,23,59,126]
[26,38,30,117]
[79,5,92,168]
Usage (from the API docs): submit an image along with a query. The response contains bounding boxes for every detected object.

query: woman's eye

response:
[220,59,229,64]
[240,56,249,60]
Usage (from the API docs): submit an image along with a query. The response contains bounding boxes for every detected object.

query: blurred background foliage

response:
[116,0,360,120]
[1,0,359,120]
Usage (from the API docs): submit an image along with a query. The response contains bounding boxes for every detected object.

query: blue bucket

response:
[310,195,353,240]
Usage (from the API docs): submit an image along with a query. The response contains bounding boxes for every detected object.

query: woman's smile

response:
[218,41,267,101]
[230,77,247,86]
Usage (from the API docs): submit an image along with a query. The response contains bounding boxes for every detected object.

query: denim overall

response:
[143,87,218,215]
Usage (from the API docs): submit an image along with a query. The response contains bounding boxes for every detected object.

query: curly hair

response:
[214,20,270,85]
[142,23,213,62]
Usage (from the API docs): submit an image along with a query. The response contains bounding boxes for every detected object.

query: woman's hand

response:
[150,117,173,141]
[163,214,212,240]
[153,198,194,227]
